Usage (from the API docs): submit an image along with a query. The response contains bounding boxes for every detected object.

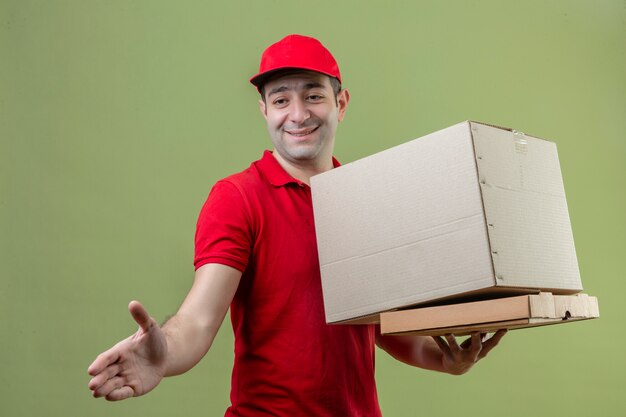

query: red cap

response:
[250,34,341,90]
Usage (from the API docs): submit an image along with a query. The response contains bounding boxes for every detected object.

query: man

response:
[87,34,506,416]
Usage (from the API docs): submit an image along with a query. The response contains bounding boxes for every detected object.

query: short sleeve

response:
[194,180,254,271]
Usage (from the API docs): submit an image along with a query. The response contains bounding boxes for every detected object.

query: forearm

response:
[161,313,222,377]
[377,328,508,376]
[161,263,241,377]
[376,331,448,373]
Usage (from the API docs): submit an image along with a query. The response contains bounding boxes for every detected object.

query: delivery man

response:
[87,34,506,416]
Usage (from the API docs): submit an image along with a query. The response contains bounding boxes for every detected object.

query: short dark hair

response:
[259,72,342,105]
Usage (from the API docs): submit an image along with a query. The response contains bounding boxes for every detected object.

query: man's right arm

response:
[162,263,241,376]
[87,263,241,401]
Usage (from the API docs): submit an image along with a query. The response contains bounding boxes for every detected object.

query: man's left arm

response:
[375,326,507,375]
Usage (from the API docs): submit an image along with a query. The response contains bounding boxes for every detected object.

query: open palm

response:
[87,301,168,401]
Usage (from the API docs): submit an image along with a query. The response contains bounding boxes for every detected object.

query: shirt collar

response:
[256,150,341,187]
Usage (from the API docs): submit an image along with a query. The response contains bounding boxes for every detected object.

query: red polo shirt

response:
[195,150,381,417]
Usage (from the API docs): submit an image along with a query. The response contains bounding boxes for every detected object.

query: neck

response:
[271,150,333,185]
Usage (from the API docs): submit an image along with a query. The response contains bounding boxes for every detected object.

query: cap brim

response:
[250,67,340,91]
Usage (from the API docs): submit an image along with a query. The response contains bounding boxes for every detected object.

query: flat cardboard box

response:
[379,292,599,337]
[311,121,582,324]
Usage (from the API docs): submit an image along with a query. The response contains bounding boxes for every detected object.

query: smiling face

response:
[259,71,349,171]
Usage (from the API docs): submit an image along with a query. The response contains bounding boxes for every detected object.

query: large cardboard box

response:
[311,121,582,324]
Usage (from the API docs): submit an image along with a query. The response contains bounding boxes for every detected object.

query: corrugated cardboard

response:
[379,292,599,337]
[311,121,582,324]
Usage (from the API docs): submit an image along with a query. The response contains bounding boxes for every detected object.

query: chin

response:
[287,151,318,162]
[281,144,323,162]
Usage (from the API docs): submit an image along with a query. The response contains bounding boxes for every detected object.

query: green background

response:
[2,1,624,416]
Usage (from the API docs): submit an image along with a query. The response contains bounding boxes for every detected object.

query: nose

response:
[288,97,310,125]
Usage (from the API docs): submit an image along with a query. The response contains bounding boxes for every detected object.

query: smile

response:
[285,126,319,137]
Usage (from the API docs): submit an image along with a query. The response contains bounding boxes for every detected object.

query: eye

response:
[307,94,323,101]
[272,98,288,106]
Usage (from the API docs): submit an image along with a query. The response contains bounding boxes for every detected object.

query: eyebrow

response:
[267,82,326,97]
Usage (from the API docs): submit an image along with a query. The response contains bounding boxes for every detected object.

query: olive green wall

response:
[2,1,624,416]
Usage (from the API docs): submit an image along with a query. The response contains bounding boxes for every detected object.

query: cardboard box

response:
[311,121,582,324]
[379,292,599,337]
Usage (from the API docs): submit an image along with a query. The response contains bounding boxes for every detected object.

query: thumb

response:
[128,300,155,333]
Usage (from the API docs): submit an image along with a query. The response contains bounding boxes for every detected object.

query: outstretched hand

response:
[432,330,507,375]
[87,301,168,401]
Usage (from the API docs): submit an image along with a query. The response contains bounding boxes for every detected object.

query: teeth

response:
[287,127,316,136]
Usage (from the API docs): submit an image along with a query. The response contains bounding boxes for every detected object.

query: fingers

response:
[92,376,136,401]
[89,300,151,377]
[106,386,135,401]
[492,329,508,341]
[469,333,483,359]
[88,348,120,377]
[433,330,507,375]
[444,334,461,353]
[92,376,126,398]
[455,333,482,361]
[128,300,155,333]
[459,332,483,350]
[87,301,159,401]
[478,329,507,359]
[88,363,122,391]
[438,333,483,359]
[432,335,450,355]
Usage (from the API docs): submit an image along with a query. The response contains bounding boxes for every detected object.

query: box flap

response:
[470,122,582,291]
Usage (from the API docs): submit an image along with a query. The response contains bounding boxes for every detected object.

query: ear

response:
[258,99,268,120]
[337,89,350,122]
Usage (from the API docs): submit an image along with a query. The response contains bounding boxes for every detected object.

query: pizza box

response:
[379,292,599,337]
